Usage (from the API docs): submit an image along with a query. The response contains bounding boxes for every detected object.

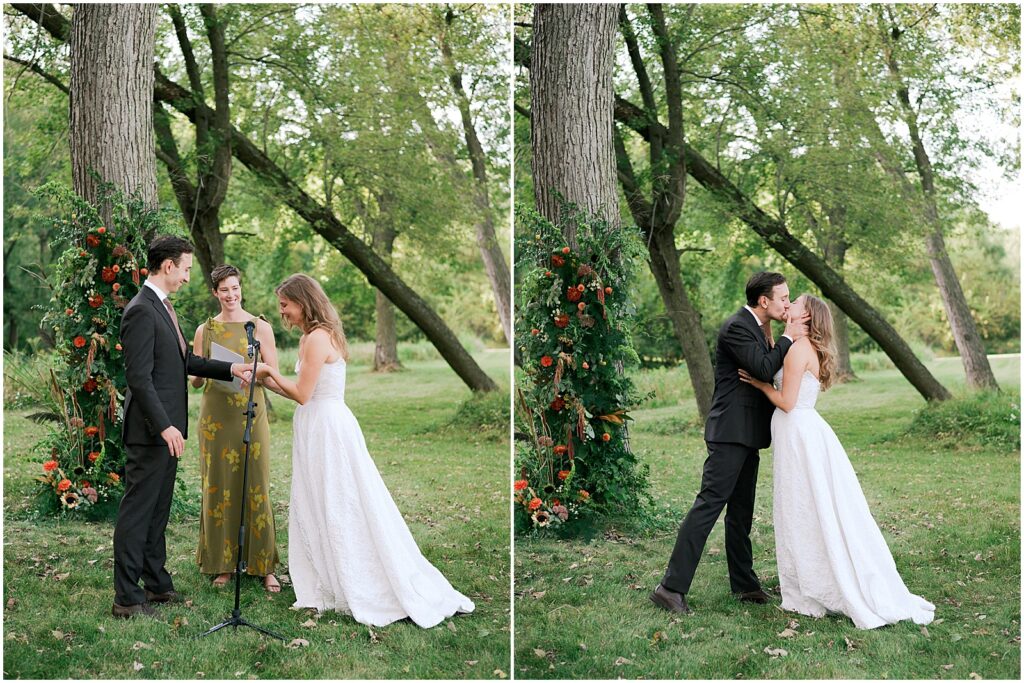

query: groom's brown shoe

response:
[112,602,159,619]
[736,589,772,604]
[649,584,692,614]
[144,589,183,604]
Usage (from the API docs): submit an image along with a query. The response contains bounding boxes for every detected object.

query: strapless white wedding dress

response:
[771,369,935,629]
[287,359,475,627]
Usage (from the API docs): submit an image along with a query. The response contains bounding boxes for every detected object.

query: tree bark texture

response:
[530,3,621,240]
[817,208,855,380]
[69,3,158,222]
[371,217,402,373]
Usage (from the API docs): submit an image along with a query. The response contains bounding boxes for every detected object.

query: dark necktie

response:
[162,298,187,356]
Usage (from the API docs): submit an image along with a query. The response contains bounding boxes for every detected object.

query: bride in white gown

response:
[254,274,474,628]
[739,294,934,630]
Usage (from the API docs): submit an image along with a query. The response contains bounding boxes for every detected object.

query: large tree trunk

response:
[880,12,998,391]
[530,3,621,239]
[371,219,402,373]
[69,4,158,221]
[818,208,855,381]
[441,10,512,347]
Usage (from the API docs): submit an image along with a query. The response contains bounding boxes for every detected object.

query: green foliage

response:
[904,390,1020,452]
[514,205,652,534]
[443,389,511,440]
[31,183,170,518]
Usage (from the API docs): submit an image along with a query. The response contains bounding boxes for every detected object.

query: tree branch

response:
[3,54,68,94]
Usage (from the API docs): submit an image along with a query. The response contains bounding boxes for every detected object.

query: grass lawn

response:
[3,348,511,679]
[514,355,1020,679]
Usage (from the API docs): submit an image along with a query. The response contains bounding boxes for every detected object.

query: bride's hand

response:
[738,369,768,391]
[255,362,274,380]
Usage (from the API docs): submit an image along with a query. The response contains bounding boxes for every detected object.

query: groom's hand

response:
[783,311,810,341]
[161,426,185,458]
[229,363,251,380]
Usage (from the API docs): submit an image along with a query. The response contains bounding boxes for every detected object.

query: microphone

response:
[244,320,258,358]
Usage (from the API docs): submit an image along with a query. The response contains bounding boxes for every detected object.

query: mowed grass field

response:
[514,355,1020,679]
[3,348,511,679]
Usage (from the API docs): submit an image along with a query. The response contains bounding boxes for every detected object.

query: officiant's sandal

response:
[212,573,232,588]
[263,574,281,593]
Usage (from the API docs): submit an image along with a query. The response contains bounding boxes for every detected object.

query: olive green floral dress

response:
[195,317,279,577]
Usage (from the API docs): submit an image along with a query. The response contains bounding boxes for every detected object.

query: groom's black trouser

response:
[113,443,178,605]
[661,441,761,596]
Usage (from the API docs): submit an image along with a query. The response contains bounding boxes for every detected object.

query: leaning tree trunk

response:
[372,220,402,372]
[441,10,512,347]
[530,3,621,239]
[70,3,158,223]
[881,14,998,391]
[819,208,855,380]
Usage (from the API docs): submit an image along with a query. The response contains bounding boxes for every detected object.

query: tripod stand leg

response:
[199,618,239,638]
[237,618,287,641]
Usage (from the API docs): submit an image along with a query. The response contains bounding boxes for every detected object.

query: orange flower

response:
[605,287,613,294]
[112,283,120,292]
[601,433,611,442]
[561,247,570,254]
[73,336,87,349]
[108,472,120,483]
[84,426,99,437]
[65,308,74,316]
[557,470,571,481]
[115,343,122,351]
[101,267,116,283]
[577,302,586,311]
[551,255,565,268]
[554,314,569,329]
[112,264,121,273]
[528,497,543,511]
[88,294,104,308]
[578,490,590,501]
[531,328,540,336]
[553,445,568,456]
[514,479,528,491]
[97,226,106,234]
[56,478,72,492]
[582,362,590,370]
[88,452,100,463]
[43,460,58,472]
[566,287,582,303]
[86,234,100,248]
[540,355,553,368]
[140,268,148,276]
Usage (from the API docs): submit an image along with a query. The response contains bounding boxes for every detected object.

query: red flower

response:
[83,378,98,393]
[514,479,528,491]
[544,271,553,277]
[530,328,540,336]
[528,497,543,511]
[601,433,611,442]
[88,452,100,463]
[561,247,571,254]
[582,361,590,370]
[56,478,72,492]
[577,302,586,311]
[550,396,565,411]
[566,287,582,303]
[140,268,148,276]
[553,445,568,456]
[554,314,569,329]
[101,267,116,283]
[605,287,613,294]
[115,343,123,351]
[88,294,104,308]
[73,336,87,349]
[86,234,100,248]
[65,308,74,316]
[97,226,106,234]
[79,250,87,257]
[557,470,571,481]
[540,355,554,368]
[551,255,565,267]
[84,426,99,438]
[112,264,121,273]
[43,460,58,472]
[112,283,120,292]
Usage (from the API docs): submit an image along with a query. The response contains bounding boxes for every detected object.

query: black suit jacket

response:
[703,308,792,450]
[120,286,234,446]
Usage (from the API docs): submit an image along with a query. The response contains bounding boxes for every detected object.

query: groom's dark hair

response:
[147,235,194,272]
[745,271,786,306]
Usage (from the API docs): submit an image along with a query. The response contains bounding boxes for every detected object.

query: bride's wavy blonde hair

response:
[275,274,350,361]
[802,294,837,391]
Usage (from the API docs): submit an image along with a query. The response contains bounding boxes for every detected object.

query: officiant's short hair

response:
[210,264,242,288]
[147,235,195,272]
[745,271,786,306]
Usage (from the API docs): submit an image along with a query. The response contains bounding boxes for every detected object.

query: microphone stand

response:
[200,336,286,641]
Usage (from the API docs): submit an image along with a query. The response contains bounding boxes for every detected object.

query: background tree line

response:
[515,3,1019,416]
[5,3,510,391]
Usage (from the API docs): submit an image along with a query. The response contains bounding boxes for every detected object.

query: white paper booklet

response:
[210,341,245,392]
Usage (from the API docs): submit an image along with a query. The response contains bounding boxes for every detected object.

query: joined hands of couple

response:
[160,362,256,458]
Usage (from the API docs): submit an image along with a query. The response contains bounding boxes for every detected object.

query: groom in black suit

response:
[112,236,251,618]
[651,272,807,614]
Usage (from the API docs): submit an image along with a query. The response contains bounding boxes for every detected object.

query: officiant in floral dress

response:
[190,265,281,592]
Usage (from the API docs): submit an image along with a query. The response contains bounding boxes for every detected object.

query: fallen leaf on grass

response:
[940,664,954,670]
[969,673,982,679]
[763,647,788,658]
[6,599,15,609]
[285,639,309,649]
[54,572,70,582]
[844,636,857,651]
[533,648,548,658]
[777,628,797,638]
[708,548,721,556]
[368,628,381,644]
[446,621,457,633]
[464,660,478,666]
[172,617,189,630]
[493,669,507,679]
[132,662,144,672]
[300,619,317,629]
[195,672,205,678]
[921,627,930,638]
[651,630,666,644]
[531,591,546,599]
[614,657,632,666]
[132,641,152,650]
